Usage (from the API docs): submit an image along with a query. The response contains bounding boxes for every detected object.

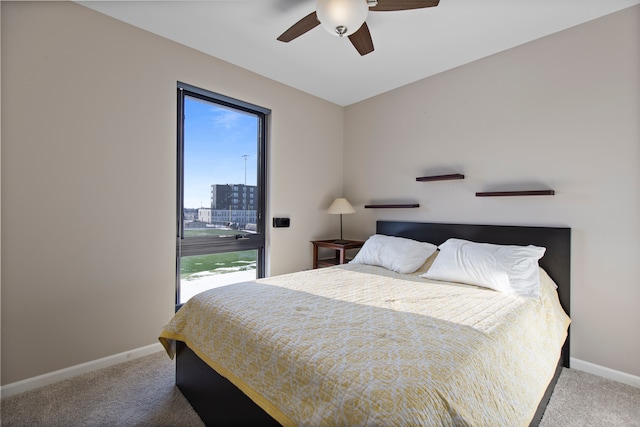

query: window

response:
[176,82,269,306]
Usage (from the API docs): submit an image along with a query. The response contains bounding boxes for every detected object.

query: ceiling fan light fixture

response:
[316,0,369,37]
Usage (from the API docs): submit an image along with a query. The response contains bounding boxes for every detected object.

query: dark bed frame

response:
[175,221,571,426]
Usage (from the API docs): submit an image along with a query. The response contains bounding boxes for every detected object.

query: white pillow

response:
[350,234,437,274]
[420,238,546,299]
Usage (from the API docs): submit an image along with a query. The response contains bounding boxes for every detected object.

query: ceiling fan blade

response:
[277,11,320,42]
[348,22,374,56]
[370,0,439,12]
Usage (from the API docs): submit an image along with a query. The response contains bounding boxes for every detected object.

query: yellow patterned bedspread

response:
[159,264,570,427]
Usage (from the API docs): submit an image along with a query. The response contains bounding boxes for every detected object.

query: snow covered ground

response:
[179,269,256,303]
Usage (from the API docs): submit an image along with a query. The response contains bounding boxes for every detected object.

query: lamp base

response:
[332,239,351,245]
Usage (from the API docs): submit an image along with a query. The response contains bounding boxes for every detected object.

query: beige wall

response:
[344,6,640,376]
[1,1,343,384]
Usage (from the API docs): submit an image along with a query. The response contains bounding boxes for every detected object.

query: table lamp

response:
[327,198,355,244]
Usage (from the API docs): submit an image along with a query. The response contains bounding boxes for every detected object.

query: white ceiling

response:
[78,0,639,106]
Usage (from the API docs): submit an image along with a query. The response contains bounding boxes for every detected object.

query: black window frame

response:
[176,82,270,306]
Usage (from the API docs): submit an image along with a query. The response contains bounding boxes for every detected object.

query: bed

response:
[160,221,571,426]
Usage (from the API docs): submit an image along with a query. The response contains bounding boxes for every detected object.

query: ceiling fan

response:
[277,0,440,56]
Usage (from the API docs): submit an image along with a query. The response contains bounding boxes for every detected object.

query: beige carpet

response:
[540,367,640,427]
[1,351,204,427]
[2,351,639,426]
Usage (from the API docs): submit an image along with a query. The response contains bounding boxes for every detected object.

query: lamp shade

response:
[327,198,356,214]
[316,0,369,37]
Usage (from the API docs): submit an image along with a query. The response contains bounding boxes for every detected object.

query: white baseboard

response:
[1,342,164,398]
[571,357,640,388]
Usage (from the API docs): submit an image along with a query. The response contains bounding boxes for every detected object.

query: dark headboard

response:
[376,220,571,367]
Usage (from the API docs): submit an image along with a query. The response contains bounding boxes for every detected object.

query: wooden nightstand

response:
[311,239,364,269]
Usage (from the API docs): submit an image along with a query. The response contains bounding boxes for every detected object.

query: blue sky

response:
[183,96,258,209]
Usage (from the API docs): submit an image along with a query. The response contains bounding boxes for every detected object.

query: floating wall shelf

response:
[416,173,465,182]
[475,190,555,197]
[364,204,420,209]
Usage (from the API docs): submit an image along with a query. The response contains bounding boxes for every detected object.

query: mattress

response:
[159,263,570,426]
